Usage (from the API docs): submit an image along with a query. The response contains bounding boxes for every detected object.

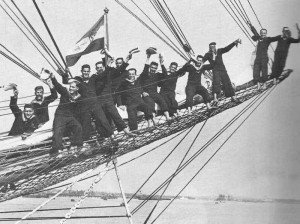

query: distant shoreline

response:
[23,191,300,205]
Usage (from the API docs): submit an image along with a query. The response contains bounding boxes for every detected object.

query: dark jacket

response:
[275,36,300,56]
[203,42,236,72]
[52,77,81,117]
[181,63,213,85]
[250,25,281,59]
[31,87,57,123]
[9,97,39,136]
[140,64,167,93]
[95,63,129,102]
[159,66,187,93]
[118,78,144,106]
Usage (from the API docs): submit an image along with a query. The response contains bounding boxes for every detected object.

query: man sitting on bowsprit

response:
[140,49,170,121]
[118,68,156,131]
[61,65,113,141]
[50,73,83,157]
[31,79,57,124]
[94,49,135,137]
[8,85,39,139]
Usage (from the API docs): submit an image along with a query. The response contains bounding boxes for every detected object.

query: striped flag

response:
[66,15,105,67]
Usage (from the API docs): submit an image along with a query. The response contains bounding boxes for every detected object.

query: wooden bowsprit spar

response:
[0,69,292,202]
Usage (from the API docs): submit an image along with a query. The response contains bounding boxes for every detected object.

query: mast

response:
[104,7,109,66]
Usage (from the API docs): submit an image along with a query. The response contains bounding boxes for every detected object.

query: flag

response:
[66,15,105,67]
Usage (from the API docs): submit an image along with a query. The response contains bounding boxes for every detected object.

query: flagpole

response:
[104,7,109,67]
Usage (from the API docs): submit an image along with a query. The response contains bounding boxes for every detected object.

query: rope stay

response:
[150,85,277,223]
[60,163,112,224]
[143,119,208,223]
[113,0,189,60]
[127,125,197,203]
[14,163,107,224]
[8,0,65,71]
[131,85,274,214]
[0,1,57,70]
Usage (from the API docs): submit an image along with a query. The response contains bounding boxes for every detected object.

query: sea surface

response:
[0,197,300,224]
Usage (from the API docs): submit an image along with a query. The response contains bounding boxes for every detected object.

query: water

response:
[1,197,300,224]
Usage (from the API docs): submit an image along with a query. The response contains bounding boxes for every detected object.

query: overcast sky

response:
[1,0,300,199]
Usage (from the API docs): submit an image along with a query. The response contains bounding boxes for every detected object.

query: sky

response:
[0,0,300,200]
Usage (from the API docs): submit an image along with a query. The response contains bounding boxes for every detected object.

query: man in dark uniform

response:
[9,87,39,139]
[180,55,215,113]
[140,52,170,120]
[111,57,128,105]
[61,64,113,141]
[50,73,83,156]
[31,80,57,124]
[94,53,135,136]
[118,68,156,130]
[203,40,241,104]
[249,24,281,89]
[158,62,186,117]
[270,24,300,84]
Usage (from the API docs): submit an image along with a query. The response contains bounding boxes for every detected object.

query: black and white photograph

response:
[0,0,300,223]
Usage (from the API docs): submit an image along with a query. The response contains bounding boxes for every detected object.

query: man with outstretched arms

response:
[249,24,281,89]
[203,39,241,104]
[94,50,135,137]
[270,24,300,84]
[180,55,215,113]
[140,51,171,120]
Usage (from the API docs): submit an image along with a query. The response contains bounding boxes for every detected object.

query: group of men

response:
[7,24,299,156]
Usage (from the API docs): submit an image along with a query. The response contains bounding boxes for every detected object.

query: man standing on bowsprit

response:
[203,40,241,105]
[180,55,215,113]
[249,24,281,89]
[61,65,113,141]
[95,50,135,137]
[270,24,300,84]
[140,50,171,120]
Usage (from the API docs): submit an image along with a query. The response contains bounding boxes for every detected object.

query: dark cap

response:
[209,42,216,46]
[197,55,204,59]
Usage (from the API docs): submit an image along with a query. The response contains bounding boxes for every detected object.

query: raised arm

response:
[289,23,300,43]
[9,90,21,117]
[51,76,68,96]
[44,84,58,104]
[249,23,260,41]
[219,39,240,54]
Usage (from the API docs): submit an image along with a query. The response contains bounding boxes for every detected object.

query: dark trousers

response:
[253,57,269,84]
[270,52,287,79]
[143,92,169,113]
[52,115,82,154]
[127,101,153,130]
[80,102,113,140]
[160,91,178,116]
[99,100,127,132]
[185,84,210,108]
[212,70,235,97]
